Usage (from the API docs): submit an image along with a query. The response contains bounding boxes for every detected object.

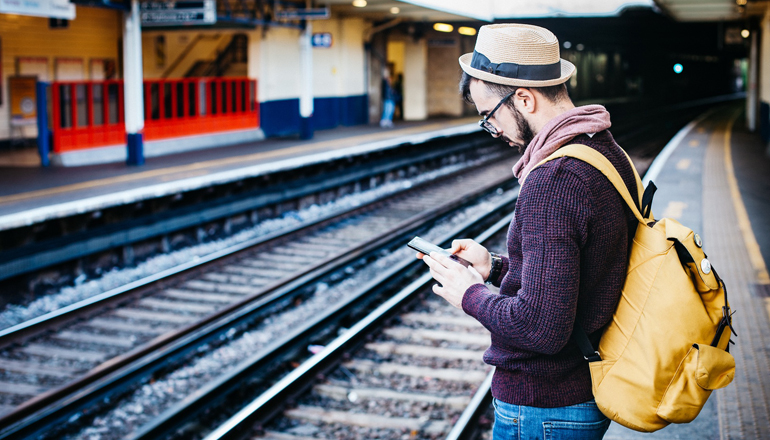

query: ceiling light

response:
[736,0,747,5]
[390,6,400,14]
[433,23,453,33]
[458,27,476,36]
[352,0,366,7]
[741,29,750,38]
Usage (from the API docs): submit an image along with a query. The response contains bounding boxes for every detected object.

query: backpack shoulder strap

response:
[536,144,649,224]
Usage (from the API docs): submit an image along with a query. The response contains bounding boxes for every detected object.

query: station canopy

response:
[654,0,764,21]
[328,0,767,22]
[326,0,655,22]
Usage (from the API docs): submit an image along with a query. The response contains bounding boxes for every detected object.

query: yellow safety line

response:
[724,113,770,288]
[0,120,469,205]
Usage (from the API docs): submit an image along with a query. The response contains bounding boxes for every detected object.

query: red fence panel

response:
[50,77,259,153]
[51,80,125,153]
[143,77,259,142]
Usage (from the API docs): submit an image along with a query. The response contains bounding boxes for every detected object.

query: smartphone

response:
[408,236,471,267]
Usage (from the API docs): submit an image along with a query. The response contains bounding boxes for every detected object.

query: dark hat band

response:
[470,51,561,81]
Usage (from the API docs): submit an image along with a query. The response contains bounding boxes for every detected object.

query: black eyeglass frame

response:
[479,90,516,137]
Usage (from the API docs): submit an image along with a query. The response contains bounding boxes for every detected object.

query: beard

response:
[503,105,535,154]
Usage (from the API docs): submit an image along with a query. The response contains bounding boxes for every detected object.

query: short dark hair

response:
[459,71,569,109]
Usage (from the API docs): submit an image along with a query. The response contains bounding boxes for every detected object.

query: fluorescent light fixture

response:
[390,6,400,14]
[352,0,367,7]
[458,26,477,36]
[433,23,454,32]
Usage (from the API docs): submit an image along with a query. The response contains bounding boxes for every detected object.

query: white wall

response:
[258,26,303,102]
[403,38,427,120]
[247,29,261,82]
[256,17,366,104]
[312,17,366,98]
[426,32,462,117]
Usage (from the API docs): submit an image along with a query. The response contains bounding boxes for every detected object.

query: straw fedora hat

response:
[459,24,576,87]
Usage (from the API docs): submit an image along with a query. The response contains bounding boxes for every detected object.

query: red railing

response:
[51,78,259,153]
[52,80,125,153]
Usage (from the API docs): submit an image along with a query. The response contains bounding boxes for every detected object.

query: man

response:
[380,68,396,128]
[419,24,639,439]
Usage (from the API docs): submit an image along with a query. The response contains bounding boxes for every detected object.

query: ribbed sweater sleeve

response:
[462,164,593,355]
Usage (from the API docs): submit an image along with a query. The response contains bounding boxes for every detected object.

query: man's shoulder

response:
[524,135,625,197]
[520,156,593,205]
[525,151,595,188]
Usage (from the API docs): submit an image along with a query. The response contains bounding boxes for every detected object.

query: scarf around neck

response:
[512,105,612,183]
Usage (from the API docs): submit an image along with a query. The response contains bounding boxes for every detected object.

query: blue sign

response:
[312,33,333,48]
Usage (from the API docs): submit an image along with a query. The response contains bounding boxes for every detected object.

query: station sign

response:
[141,0,216,26]
[275,6,329,20]
[311,33,332,48]
[0,0,75,19]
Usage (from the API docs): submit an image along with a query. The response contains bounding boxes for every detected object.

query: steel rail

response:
[0,164,517,440]
[440,215,510,440]
[0,147,508,350]
[198,210,516,440]
[445,371,494,440]
[0,135,493,283]
[129,189,519,440]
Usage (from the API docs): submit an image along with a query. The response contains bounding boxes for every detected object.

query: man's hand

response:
[449,239,492,281]
[422,252,484,308]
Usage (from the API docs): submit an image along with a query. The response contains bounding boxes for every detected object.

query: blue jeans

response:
[492,398,610,440]
[381,99,395,124]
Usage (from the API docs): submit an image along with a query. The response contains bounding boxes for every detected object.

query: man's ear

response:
[514,88,536,114]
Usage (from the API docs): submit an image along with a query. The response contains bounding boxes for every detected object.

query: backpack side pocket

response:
[657,344,735,423]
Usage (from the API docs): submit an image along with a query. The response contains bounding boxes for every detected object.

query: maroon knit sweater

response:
[462,131,639,407]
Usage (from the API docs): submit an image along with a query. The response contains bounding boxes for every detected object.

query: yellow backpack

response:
[539,144,737,432]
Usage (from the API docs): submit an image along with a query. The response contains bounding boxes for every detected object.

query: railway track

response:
[0,132,498,305]
[0,154,518,439]
[0,100,728,439]
[196,214,512,440]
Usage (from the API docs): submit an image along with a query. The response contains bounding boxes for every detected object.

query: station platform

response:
[1,102,768,438]
[605,102,770,439]
[0,117,477,231]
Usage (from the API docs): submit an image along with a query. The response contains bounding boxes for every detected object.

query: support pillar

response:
[123,0,145,165]
[403,38,427,121]
[35,82,50,167]
[760,10,770,155]
[299,21,314,140]
[747,28,758,132]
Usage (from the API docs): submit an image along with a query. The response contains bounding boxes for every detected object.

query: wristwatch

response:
[487,252,503,284]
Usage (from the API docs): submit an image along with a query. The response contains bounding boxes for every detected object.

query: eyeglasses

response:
[479,90,516,137]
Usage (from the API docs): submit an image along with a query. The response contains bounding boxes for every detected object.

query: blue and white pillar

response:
[123,0,145,165]
[747,27,758,132]
[299,21,314,140]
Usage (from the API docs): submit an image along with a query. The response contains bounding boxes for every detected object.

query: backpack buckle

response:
[585,351,602,362]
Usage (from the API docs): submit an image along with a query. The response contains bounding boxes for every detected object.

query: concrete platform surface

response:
[0,117,478,230]
[605,103,770,439]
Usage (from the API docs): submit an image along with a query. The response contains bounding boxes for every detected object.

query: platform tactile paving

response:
[605,107,770,440]
[704,112,770,440]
